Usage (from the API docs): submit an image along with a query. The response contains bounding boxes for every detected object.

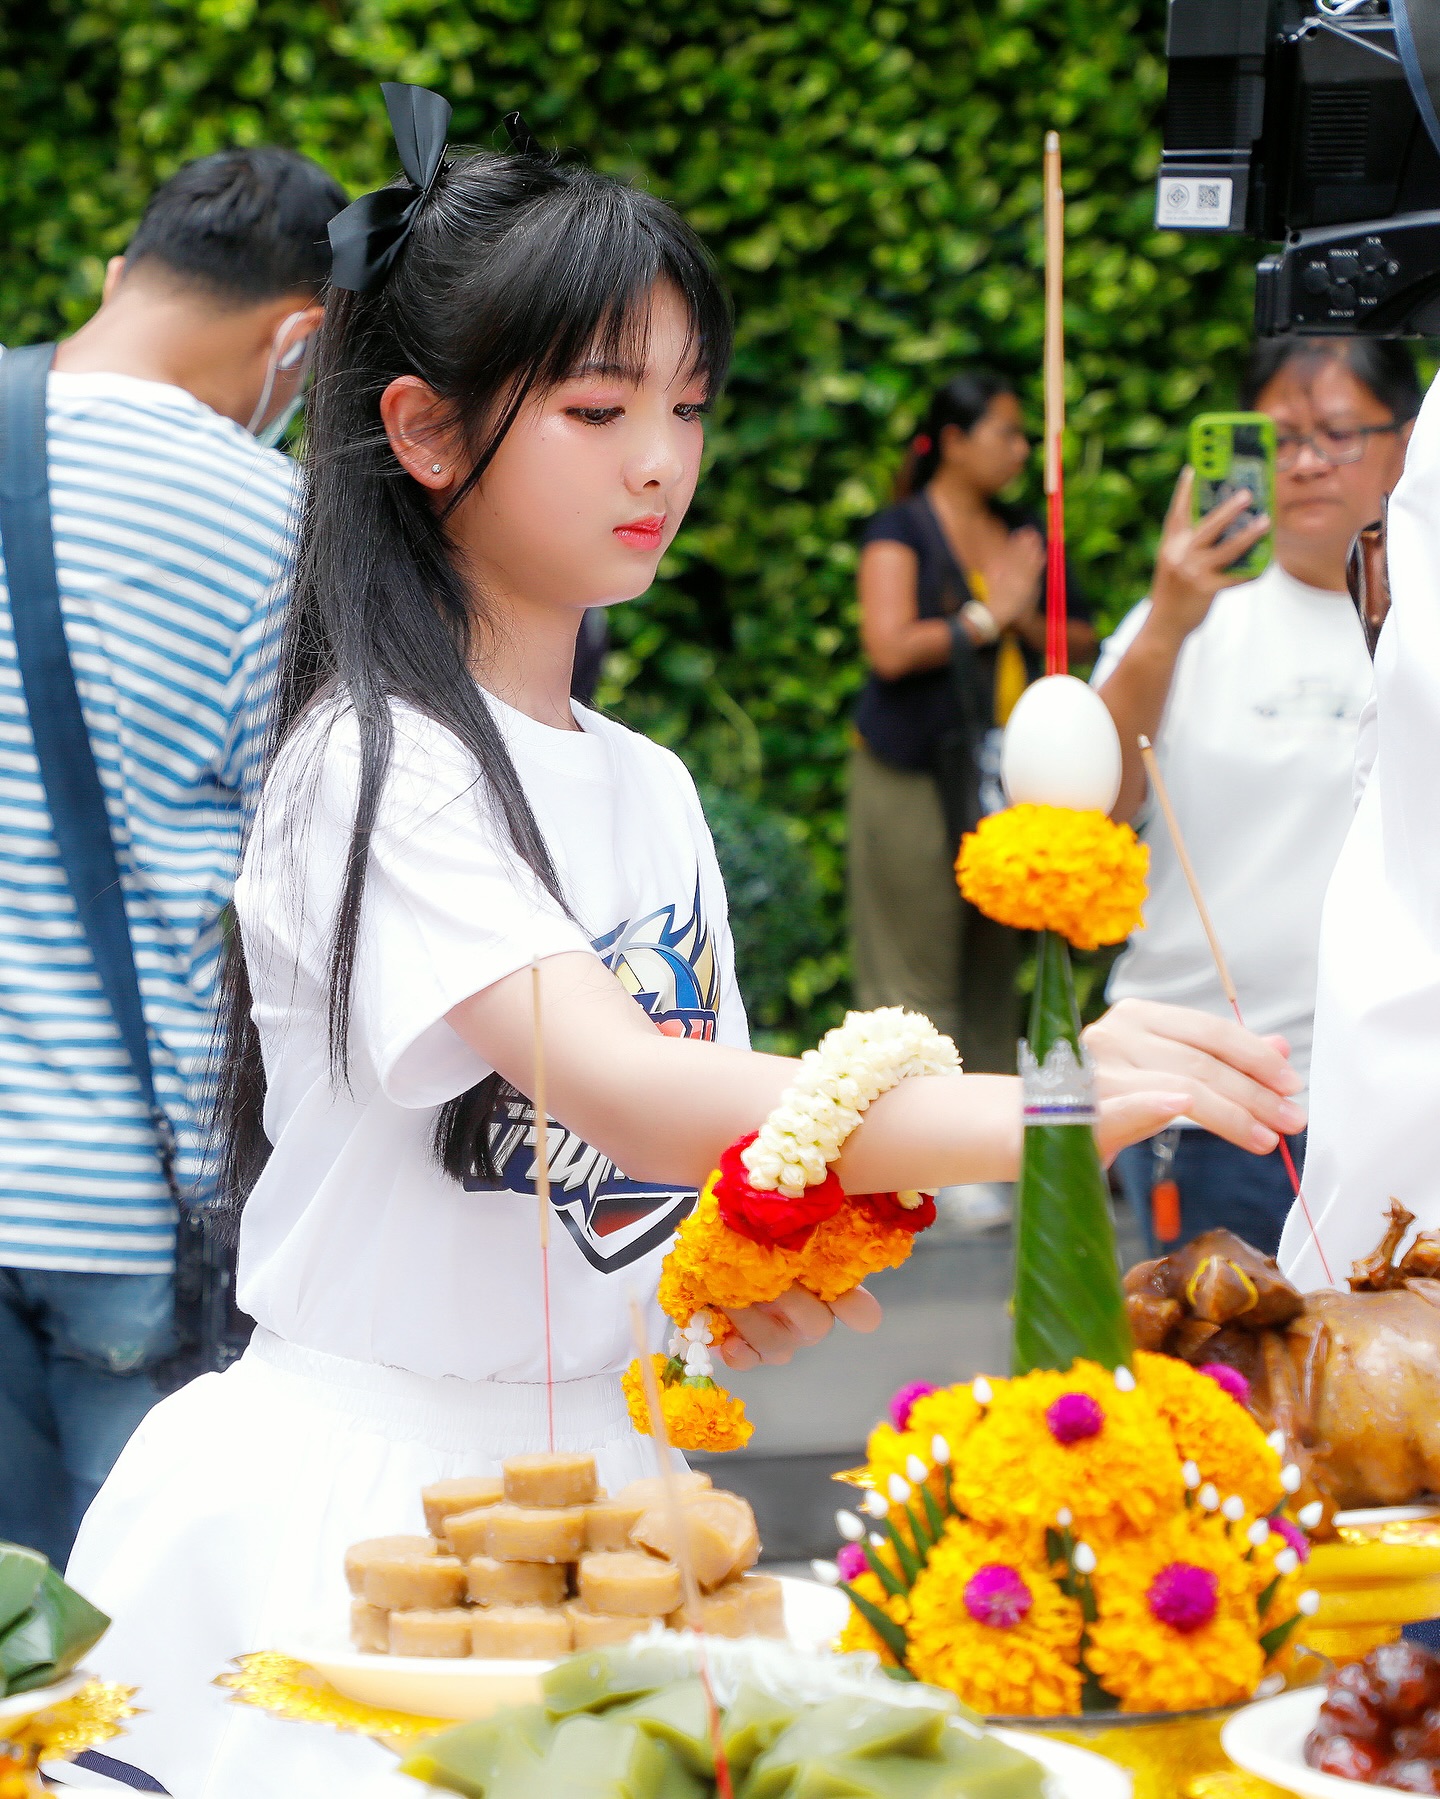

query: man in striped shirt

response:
[0,147,345,1564]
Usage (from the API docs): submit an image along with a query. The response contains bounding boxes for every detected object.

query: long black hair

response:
[894,369,1016,500]
[216,145,733,1214]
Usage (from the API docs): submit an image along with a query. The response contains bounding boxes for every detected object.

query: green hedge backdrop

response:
[1,0,1261,1043]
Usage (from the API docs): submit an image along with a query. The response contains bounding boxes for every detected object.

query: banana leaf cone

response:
[1010,929,1135,1376]
[0,1541,109,1696]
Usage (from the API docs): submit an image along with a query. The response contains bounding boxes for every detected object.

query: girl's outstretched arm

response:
[446,954,1304,1194]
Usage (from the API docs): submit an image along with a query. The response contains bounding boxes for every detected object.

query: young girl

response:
[66,91,1304,1799]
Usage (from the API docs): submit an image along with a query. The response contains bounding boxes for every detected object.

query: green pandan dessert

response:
[0,1541,109,1697]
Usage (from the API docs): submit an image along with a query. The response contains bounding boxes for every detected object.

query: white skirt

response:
[66,1328,659,1799]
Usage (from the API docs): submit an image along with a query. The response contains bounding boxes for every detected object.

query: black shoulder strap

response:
[0,343,178,1196]
[907,492,974,616]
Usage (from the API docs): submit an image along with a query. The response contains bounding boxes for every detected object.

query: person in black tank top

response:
[846,371,1095,1076]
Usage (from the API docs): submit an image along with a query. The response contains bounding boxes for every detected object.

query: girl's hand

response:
[979,526,1046,630]
[1149,467,1270,644]
[719,1282,883,1371]
[1084,997,1306,1154]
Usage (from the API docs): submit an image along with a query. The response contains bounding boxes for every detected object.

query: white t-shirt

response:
[232,692,747,1382]
[1092,561,1372,1096]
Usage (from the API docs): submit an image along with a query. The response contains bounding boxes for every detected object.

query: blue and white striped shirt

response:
[0,366,295,1273]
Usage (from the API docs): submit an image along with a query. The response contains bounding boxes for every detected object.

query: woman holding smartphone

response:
[1096,337,1419,1257]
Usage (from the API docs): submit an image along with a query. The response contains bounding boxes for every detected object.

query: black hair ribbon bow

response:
[329,83,453,295]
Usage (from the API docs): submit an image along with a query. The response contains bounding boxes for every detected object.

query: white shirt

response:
[1093,561,1373,1097]
[1280,372,1440,1289]
[233,693,747,1382]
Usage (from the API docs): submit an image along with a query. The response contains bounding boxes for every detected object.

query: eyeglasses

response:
[1275,422,1400,470]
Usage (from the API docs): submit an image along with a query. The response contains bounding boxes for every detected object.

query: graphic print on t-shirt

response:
[462,882,719,1272]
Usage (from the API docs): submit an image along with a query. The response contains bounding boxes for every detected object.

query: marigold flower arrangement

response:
[627,1008,958,1452]
[819,1358,1320,1719]
[955,803,1148,951]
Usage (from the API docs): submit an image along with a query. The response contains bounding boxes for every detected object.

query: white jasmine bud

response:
[1056,1507,1073,1529]
[1297,1500,1324,1531]
[1198,1483,1220,1512]
[861,1491,890,1519]
[905,1455,929,1485]
[836,1510,866,1542]
[1222,1495,1246,1523]
[972,1376,993,1405]
[869,1532,886,1549]
[1182,1461,1201,1490]
[931,1435,951,1466]
[1113,1366,1136,1392]
[1267,1430,1286,1454]
[810,1559,842,1586]
[1072,1542,1097,1575]
[1298,1589,1321,1616]
[1275,1548,1299,1576]
[1281,1463,1303,1494]
[1246,1520,1270,1547]
[887,1475,912,1504]
[1256,1673,1285,1699]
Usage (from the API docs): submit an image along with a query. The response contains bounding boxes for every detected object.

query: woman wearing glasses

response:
[1094,338,1419,1257]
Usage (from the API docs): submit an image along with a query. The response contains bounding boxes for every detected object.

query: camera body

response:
[1159,0,1440,334]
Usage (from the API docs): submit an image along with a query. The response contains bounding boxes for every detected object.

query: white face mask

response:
[247,310,316,445]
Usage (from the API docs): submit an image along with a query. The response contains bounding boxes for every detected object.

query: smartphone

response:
[1188,411,1276,581]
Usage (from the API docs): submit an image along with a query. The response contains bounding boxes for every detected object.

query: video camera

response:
[1158,0,1440,333]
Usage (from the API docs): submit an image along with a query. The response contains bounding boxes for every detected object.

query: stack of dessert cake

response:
[345,1453,785,1658]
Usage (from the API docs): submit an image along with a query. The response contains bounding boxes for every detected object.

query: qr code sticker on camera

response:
[1198,184,1221,209]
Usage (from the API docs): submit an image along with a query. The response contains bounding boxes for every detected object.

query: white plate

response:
[350,1725,1131,1799]
[281,1575,851,1722]
[1222,1687,1367,1798]
[0,1671,90,1733]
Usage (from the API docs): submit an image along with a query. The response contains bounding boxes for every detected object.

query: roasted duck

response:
[1125,1203,1440,1526]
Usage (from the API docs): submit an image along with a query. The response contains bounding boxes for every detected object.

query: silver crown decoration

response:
[1018,1037,1099,1124]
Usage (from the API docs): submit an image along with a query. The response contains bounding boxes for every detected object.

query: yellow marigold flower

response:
[950,1362,1181,1541]
[906,1519,1084,1717]
[956,804,1148,951]
[622,1355,753,1453]
[836,1569,909,1666]
[1136,1352,1283,1519]
[1084,1514,1265,1713]
[795,1200,918,1302]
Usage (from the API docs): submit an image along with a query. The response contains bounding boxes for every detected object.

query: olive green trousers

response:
[846,740,1021,1074]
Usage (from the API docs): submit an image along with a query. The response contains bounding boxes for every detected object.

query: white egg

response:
[1001,674,1122,813]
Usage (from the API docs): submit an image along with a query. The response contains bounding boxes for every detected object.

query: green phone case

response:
[1188,411,1275,581]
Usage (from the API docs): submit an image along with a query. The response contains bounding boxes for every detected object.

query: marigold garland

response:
[826,1359,1318,1719]
[622,1353,753,1453]
[956,803,1148,950]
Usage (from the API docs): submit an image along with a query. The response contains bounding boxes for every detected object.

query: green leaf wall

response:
[0,0,1260,1045]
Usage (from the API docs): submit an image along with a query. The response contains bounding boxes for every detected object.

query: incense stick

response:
[626,1296,734,1799]
[1042,130,1069,677]
[1137,737,1332,1283]
[531,959,556,1452]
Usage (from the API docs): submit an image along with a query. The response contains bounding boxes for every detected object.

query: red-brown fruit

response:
[1381,1759,1440,1793]
[1396,1711,1440,1761]
[1318,1687,1388,1743]
[1305,1732,1389,1781]
[1370,1642,1440,1720]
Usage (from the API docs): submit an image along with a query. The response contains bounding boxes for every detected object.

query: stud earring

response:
[430,463,443,475]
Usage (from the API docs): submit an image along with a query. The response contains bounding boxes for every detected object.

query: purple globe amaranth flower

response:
[1147,1562,1219,1633]
[963,1563,1034,1630]
[1199,1361,1252,1406]
[1270,1516,1311,1562]
[836,1543,868,1582]
[890,1381,938,1432]
[1045,1391,1104,1444]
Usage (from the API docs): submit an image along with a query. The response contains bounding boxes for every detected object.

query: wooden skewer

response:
[531,959,555,1450]
[626,1297,733,1799]
[1043,131,1065,500]
[1137,737,1332,1283]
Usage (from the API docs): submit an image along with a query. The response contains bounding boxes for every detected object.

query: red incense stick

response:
[531,959,556,1452]
[1043,132,1069,679]
[1137,739,1332,1284]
